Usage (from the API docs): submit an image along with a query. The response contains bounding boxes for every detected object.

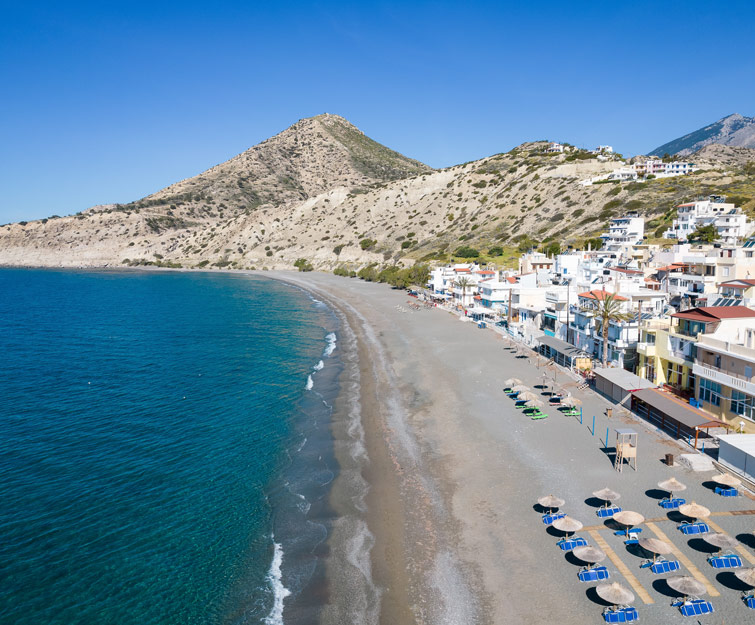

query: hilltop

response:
[649,113,755,157]
[1,117,754,270]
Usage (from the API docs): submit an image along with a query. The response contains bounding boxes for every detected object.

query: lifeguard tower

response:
[615,428,638,472]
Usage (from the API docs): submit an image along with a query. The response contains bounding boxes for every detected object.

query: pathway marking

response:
[645,522,720,597]
[581,508,755,532]
[587,530,654,604]
[704,518,755,565]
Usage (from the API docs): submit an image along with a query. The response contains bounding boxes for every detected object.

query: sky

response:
[1,1,754,223]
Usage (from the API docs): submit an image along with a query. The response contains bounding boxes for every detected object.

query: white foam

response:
[313,360,324,371]
[264,541,291,625]
[323,332,337,357]
[305,375,313,391]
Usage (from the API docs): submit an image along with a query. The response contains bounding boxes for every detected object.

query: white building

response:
[663,197,753,244]
[633,159,696,178]
[601,214,645,250]
[547,142,565,153]
[595,145,613,154]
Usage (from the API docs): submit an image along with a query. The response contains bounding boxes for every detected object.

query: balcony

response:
[637,342,656,357]
[693,363,755,395]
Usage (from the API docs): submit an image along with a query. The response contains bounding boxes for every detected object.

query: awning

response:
[537,335,589,359]
[593,368,654,394]
[632,389,730,430]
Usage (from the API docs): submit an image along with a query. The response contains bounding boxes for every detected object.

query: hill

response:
[649,113,755,157]
[1,119,754,271]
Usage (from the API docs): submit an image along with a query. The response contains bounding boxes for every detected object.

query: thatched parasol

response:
[593,487,621,503]
[678,501,710,520]
[524,399,545,409]
[552,516,583,536]
[573,545,606,565]
[734,567,755,588]
[504,377,523,386]
[658,477,687,495]
[666,575,706,599]
[538,494,564,511]
[712,472,741,488]
[703,533,740,551]
[638,537,673,556]
[561,396,582,407]
[510,384,529,393]
[613,510,644,528]
[596,582,634,607]
[517,391,540,402]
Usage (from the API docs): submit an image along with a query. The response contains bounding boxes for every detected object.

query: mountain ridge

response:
[649,113,755,157]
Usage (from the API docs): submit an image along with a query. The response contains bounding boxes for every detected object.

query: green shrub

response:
[488,246,504,256]
[294,258,314,272]
[359,238,377,250]
[454,246,480,258]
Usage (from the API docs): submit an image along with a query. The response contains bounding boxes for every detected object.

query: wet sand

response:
[274,271,755,625]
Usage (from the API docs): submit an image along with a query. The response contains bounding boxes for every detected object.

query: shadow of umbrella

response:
[737,532,755,550]
[651,578,679,599]
[717,570,753,592]
[687,538,719,554]
[644,488,667,501]
[585,496,605,509]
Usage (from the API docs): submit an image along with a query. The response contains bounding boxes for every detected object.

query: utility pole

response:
[565,280,571,345]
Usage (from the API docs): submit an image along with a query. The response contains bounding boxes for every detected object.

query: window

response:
[721,266,730,277]
[731,390,754,421]
[745,365,753,379]
[667,362,683,386]
[699,378,721,406]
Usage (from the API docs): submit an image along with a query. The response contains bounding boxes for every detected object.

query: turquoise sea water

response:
[0,269,339,625]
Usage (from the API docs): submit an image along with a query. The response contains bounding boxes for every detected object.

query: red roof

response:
[578,290,628,302]
[672,306,755,322]
[505,276,518,284]
[718,279,755,288]
[454,268,470,272]
[677,202,696,207]
[473,295,482,300]
[609,267,643,275]
[655,263,690,272]
[476,270,496,274]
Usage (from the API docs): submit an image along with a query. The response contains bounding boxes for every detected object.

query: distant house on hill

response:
[546,142,565,153]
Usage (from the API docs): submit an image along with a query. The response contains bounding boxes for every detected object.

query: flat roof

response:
[593,367,655,393]
[716,433,755,454]
[537,335,590,359]
[632,388,730,430]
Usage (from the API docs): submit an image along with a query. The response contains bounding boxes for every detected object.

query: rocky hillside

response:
[650,113,755,156]
[1,117,754,271]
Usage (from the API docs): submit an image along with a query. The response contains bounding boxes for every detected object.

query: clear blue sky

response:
[2,1,754,223]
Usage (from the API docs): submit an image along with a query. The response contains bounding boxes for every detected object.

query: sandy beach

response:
[274,271,755,625]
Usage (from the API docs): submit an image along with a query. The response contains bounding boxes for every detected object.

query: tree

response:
[488,246,504,256]
[542,241,561,257]
[454,246,480,258]
[582,292,634,367]
[689,224,718,244]
[454,276,473,306]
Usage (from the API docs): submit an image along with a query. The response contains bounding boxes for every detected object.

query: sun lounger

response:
[557,536,587,551]
[503,387,513,393]
[745,593,755,609]
[659,497,686,509]
[675,599,714,616]
[614,528,642,537]
[530,412,548,420]
[542,512,565,525]
[708,553,742,569]
[678,521,709,535]
[578,566,609,582]
[649,559,680,574]
[714,486,738,497]
[596,505,622,518]
[602,606,639,623]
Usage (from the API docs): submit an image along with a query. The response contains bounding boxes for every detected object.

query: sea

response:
[0,268,343,625]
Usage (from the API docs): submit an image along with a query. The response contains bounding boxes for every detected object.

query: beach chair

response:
[659,497,686,509]
[708,553,742,569]
[678,521,709,535]
[557,536,587,551]
[602,606,639,623]
[714,486,738,497]
[578,566,609,582]
[530,412,548,421]
[596,505,622,518]
[744,593,755,609]
[675,598,714,616]
[502,387,513,394]
[648,559,680,574]
[542,512,565,525]
[614,528,642,537]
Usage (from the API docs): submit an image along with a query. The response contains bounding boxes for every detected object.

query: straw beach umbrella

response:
[562,396,582,407]
[667,576,706,602]
[678,502,710,521]
[504,377,523,386]
[613,511,644,537]
[517,391,540,402]
[510,384,529,393]
[703,533,740,552]
[593,487,621,504]
[638,537,672,563]
[573,545,606,568]
[552,516,583,538]
[712,473,741,488]
[658,477,687,497]
[596,582,634,609]
[538,494,565,513]
[735,568,755,588]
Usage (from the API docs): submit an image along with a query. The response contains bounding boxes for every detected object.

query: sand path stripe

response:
[705,518,755,565]
[587,530,654,604]
[645,522,720,597]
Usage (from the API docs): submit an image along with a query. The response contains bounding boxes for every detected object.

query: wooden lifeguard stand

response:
[615,428,638,472]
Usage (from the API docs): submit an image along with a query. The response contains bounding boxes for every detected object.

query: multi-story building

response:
[600,214,645,250]
[632,159,696,178]
[663,197,752,244]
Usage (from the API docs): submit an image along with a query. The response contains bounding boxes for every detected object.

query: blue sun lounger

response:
[578,566,609,582]
[596,505,622,518]
[708,553,742,569]
[675,599,714,616]
[542,512,565,525]
[679,521,709,535]
[557,536,587,551]
[714,486,738,497]
[745,593,755,609]
[649,559,680,574]
[659,497,685,509]
[603,606,639,623]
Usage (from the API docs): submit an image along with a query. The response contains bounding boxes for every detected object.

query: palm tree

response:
[582,291,634,367]
[454,276,473,307]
